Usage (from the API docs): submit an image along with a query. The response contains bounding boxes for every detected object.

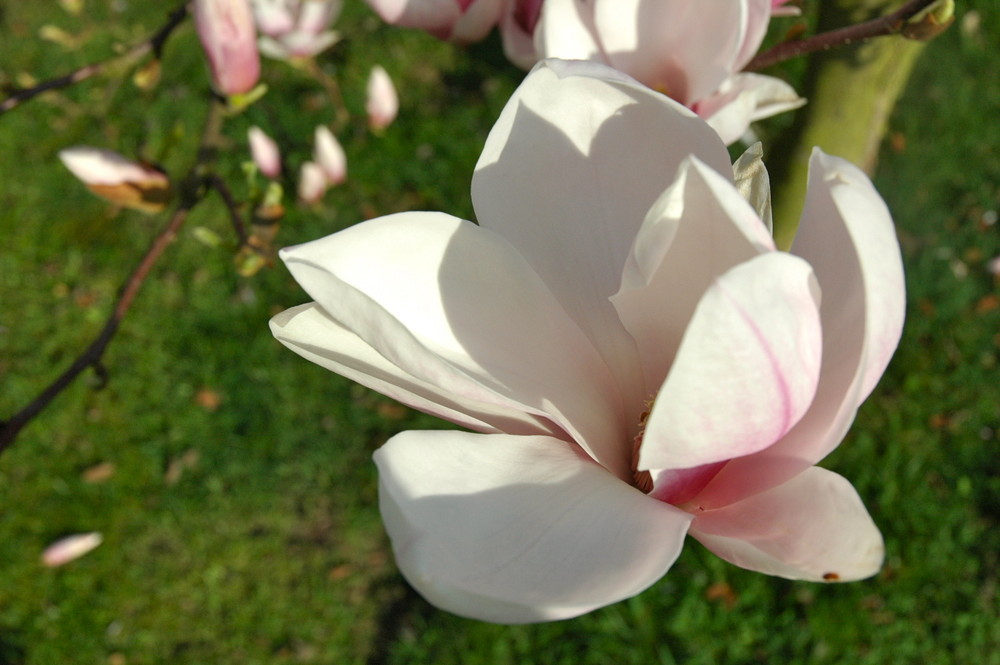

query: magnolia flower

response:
[365,0,507,42]
[367,0,802,143]
[252,0,342,60]
[59,146,171,213]
[248,126,282,178]
[271,60,905,623]
[366,66,399,131]
[192,0,261,95]
[41,532,103,567]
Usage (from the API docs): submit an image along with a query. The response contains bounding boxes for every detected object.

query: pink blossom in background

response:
[252,0,343,60]
[364,0,803,143]
[58,146,172,213]
[270,60,904,623]
[248,126,282,178]
[192,0,261,95]
[365,66,399,131]
[41,532,103,567]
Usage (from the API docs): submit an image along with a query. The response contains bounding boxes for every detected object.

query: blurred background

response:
[0,1,997,663]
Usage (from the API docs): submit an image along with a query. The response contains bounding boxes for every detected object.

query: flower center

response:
[630,394,656,494]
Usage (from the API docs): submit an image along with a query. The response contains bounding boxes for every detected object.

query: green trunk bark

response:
[769,0,926,250]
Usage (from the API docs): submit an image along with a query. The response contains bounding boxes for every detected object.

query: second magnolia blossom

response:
[271,60,904,623]
[366,0,802,143]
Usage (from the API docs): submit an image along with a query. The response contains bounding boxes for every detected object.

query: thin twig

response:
[0,101,229,454]
[746,0,941,72]
[0,5,188,117]
[206,174,250,246]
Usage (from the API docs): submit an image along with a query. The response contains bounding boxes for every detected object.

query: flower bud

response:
[192,0,261,95]
[313,125,346,185]
[248,126,282,178]
[59,146,172,213]
[298,161,329,203]
[365,65,399,131]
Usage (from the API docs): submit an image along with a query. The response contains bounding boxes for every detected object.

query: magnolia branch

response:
[0,101,229,454]
[0,5,188,116]
[746,0,950,72]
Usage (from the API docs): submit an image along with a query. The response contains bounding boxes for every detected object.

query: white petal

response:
[592,0,746,104]
[450,0,505,42]
[313,125,346,184]
[639,252,822,471]
[376,430,694,623]
[472,60,732,407]
[533,0,603,61]
[612,157,774,398]
[696,73,805,145]
[279,212,630,478]
[270,303,557,435]
[690,467,884,582]
[41,532,103,567]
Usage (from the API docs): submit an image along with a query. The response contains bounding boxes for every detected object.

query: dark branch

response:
[746,0,946,72]
[206,174,250,247]
[0,5,188,117]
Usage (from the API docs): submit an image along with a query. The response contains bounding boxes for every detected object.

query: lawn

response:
[0,1,997,664]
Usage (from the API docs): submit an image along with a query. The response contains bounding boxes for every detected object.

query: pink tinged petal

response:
[689,467,884,582]
[366,65,399,131]
[366,0,462,37]
[375,430,694,623]
[498,4,539,69]
[42,532,103,567]
[533,0,603,62]
[639,252,823,471]
[297,160,328,203]
[248,126,281,178]
[472,60,732,408]
[694,150,904,508]
[279,212,630,478]
[592,0,746,105]
[192,0,261,95]
[449,0,505,42]
[734,0,774,70]
[296,0,341,35]
[612,157,775,398]
[252,0,295,35]
[270,303,558,436]
[313,125,347,184]
[694,73,805,145]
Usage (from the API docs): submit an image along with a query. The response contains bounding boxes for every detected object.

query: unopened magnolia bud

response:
[59,146,172,213]
[41,532,103,567]
[902,0,954,41]
[314,125,346,185]
[248,126,282,178]
[193,0,261,95]
[366,65,399,131]
[298,161,329,203]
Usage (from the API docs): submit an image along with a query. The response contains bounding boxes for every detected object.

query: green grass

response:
[1,1,998,663]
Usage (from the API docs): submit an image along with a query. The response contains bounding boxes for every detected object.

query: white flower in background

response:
[248,126,282,178]
[365,65,399,131]
[365,0,803,143]
[59,146,171,213]
[298,160,329,203]
[252,0,342,60]
[271,60,904,623]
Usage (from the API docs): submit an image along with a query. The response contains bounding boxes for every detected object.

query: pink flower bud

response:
[248,126,282,178]
[41,532,103,567]
[366,65,399,131]
[192,0,261,95]
[313,126,346,185]
[58,146,172,213]
[298,161,329,203]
